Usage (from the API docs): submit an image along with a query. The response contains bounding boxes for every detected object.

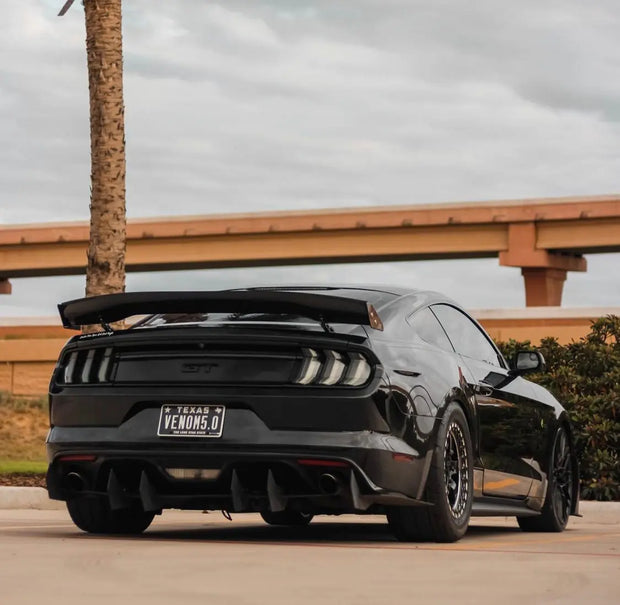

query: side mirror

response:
[510,350,546,376]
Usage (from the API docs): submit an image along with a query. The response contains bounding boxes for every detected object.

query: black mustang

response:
[46,286,579,541]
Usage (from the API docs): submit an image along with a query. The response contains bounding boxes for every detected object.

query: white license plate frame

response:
[157,404,225,438]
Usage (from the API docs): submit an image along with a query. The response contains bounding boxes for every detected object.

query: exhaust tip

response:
[318,473,342,495]
[65,471,85,492]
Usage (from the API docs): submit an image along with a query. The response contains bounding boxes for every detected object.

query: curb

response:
[576,500,620,524]
[0,487,64,510]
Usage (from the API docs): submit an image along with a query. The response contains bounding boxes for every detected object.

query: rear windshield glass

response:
[138,312,319,328]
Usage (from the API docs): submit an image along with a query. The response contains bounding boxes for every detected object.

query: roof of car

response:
[238,284,409,294]
[237,285,449,309]
[238,284,415,298]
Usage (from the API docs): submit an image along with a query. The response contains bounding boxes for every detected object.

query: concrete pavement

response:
[0,502,618,605]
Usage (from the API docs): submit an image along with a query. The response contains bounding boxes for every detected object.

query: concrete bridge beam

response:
[1,195,618,306]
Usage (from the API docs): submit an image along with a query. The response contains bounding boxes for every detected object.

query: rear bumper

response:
[46,408,432,512]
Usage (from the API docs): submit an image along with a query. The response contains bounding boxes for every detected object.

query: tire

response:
[260,510,313,526]
[517,425,573,533]
[387,402,473,543]
[66,496,155,535]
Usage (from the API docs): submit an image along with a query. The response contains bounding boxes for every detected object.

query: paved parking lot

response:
[1,504,618,605]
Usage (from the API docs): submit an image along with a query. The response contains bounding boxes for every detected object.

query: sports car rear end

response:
[46,290,427,521]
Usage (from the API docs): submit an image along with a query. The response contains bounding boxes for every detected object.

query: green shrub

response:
[497,316,620,501]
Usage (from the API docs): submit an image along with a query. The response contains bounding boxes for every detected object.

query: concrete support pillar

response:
[0,279,11,294]
[521,268,567,306]
[499,222,586,307]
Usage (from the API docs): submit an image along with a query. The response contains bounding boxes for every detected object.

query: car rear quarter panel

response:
[368,326,476,460]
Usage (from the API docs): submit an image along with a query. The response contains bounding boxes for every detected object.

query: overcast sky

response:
[1,0,619,317]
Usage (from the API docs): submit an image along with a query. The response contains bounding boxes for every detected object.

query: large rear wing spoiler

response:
[58,290,384,331]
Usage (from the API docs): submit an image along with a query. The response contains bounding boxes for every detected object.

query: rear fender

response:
[434,388,479,460]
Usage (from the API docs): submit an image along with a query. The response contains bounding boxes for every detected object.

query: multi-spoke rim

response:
[551,429,573,526]
[444,421,469,519]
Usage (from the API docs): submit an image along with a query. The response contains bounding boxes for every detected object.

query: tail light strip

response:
[60,346,373,387]
[294,348,372,387]
[62,347,113,384]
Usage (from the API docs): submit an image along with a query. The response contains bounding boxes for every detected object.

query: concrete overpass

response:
[1,194,619,305]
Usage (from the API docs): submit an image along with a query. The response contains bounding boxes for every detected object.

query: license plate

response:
[157,405,225,438]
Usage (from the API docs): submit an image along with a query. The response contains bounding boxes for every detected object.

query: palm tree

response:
[60,0,127,315]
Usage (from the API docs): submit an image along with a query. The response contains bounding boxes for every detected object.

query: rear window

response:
[134,313,364,335]
[138,312,320,328]
[250,287,398,307]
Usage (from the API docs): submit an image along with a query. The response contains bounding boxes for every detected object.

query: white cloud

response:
[0,0,619,316]
[203,4,281,48]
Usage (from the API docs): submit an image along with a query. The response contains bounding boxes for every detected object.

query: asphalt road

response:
[1,505,618,605]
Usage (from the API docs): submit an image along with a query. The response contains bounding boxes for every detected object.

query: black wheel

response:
[518,425,573,532]
[66,496,155,534]
[260,510,313,526]
[387,402,473,543]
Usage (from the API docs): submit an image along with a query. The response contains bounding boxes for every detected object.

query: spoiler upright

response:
[58,290,384,332]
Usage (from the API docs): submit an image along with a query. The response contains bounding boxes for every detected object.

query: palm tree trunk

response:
[84,0,126,307]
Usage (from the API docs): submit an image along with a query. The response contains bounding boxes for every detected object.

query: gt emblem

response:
[181,363,217,374]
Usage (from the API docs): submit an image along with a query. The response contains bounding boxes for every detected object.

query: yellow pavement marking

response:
[444,531,619,550]
[141,538,620,558]
[409,531,616,553]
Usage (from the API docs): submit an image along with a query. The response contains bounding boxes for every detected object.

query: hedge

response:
[496,316,619,501]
